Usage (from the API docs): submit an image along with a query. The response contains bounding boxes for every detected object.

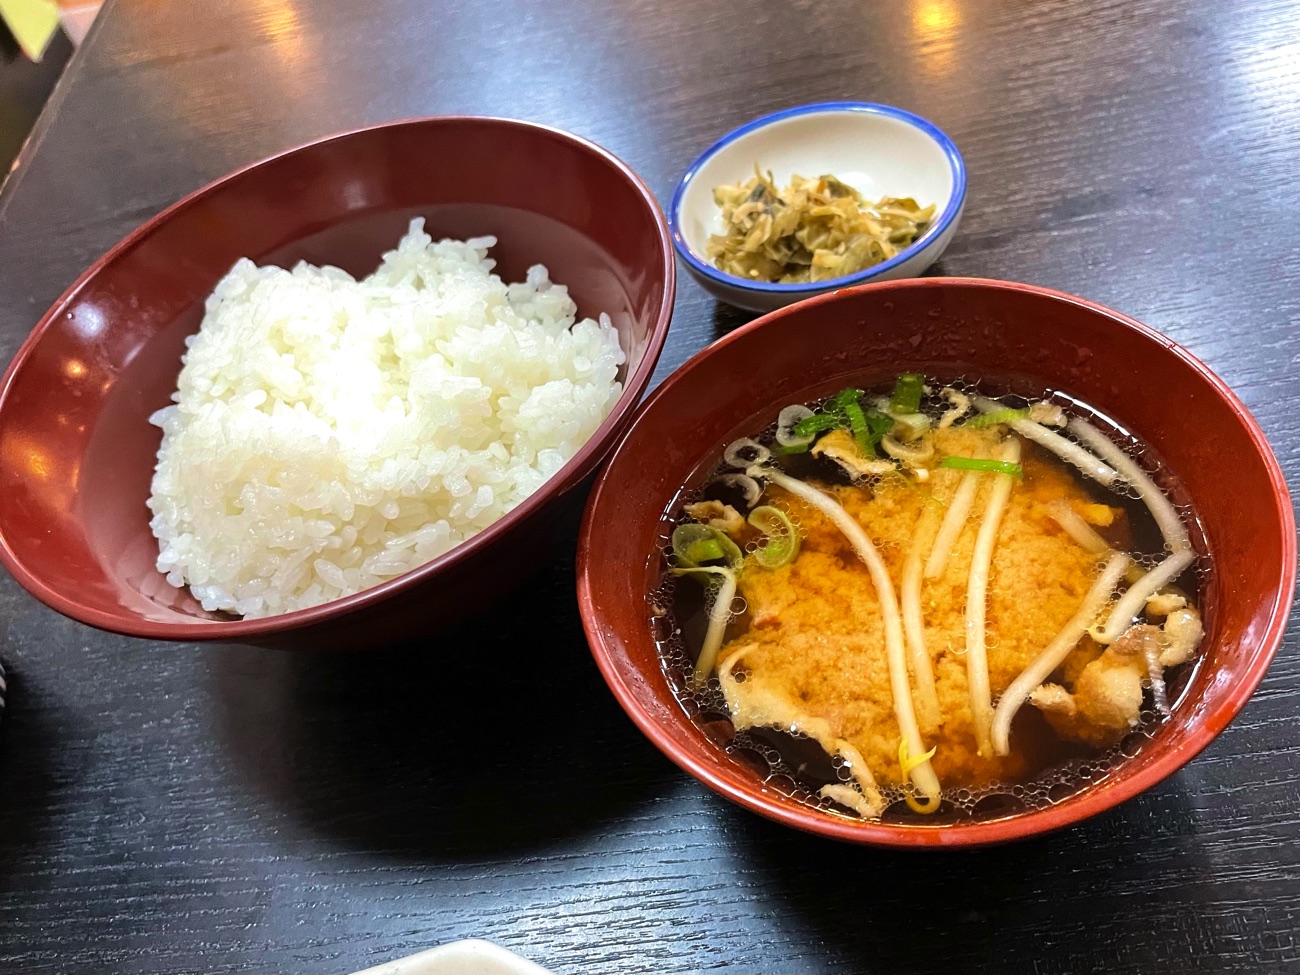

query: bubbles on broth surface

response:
[650,376,1210,825]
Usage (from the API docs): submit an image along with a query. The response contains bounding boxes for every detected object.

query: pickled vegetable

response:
[707,169,935,283]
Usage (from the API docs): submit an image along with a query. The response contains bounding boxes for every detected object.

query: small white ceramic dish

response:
[670,102,966,312]
[349,939,552,975]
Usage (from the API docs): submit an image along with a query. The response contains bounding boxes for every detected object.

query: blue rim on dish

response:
[669,101,967,294]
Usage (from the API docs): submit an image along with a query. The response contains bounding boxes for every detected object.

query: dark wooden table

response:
[2,0,1299,971]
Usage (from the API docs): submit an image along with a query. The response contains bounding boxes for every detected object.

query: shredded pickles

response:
[707,169,935,284]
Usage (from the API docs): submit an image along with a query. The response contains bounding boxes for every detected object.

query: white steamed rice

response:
[147,218,625,618]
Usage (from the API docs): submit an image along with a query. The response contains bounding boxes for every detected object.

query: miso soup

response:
[651,376,1207,822]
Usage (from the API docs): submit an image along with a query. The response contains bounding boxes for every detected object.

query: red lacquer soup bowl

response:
[577,278,1295,847]
[0,117,674,650]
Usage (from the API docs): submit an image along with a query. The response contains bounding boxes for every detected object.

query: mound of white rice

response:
[147,218,625,618]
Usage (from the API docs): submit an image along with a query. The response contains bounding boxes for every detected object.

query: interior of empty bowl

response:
[0,118,673,633]
[675,105,959,272]
[578,278,1294,846]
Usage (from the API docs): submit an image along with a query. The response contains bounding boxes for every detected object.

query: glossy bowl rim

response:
[576,276,1296,848]
[668,101,967,295]
[0,115,677,641]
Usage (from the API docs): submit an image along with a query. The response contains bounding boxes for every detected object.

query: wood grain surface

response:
[1,0,1298,972]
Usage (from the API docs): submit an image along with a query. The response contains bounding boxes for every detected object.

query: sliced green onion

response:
[776,404,816,448]
[683,538,725,564]
[829,387,862,413]
[832,388,875,456]
[846,404,873,455]
[863,409,894,442]
[791,412,842,438]
[748,505,800,569]
[890,373,925,414]
[724,437,770,469]
[790,390,897,456]
[965,407,1030,430]
[889,412,931,440]
[939,456,1024,477]
[672,522,744,568]
[773,441,811,456]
